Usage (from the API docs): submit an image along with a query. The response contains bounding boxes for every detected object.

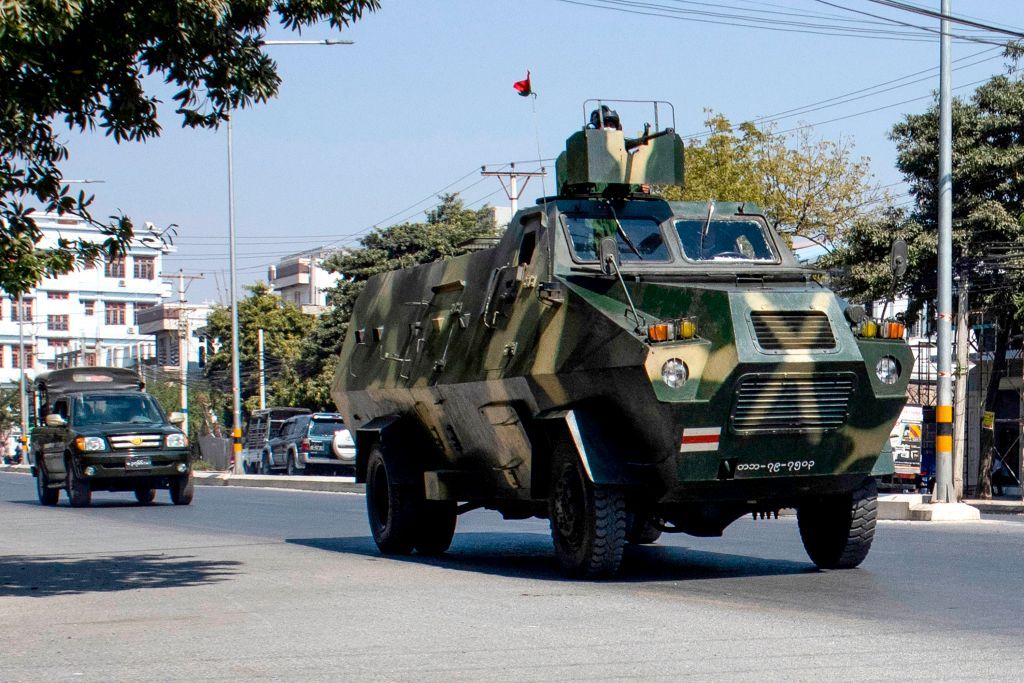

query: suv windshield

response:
[674,218,776,262]
[73,393,165,426]
[310,419,344,436]
[565,216,670,262]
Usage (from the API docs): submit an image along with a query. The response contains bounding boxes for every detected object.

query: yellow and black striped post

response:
[232,427,242,471]
[934,404,955,502]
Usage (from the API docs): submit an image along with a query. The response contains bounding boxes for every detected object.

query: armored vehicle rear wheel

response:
[797,478,877,569]
[66,459,91,508]
[414,501,457,555]
[626,514,663,545]
[366,445,419,555]
[135,488,155,504]
[169,473,194,506]
[549,449,627,578]
[36,466,59,506]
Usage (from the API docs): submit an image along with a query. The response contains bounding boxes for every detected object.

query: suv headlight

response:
[166,433,188,448]
[75,436,107,452]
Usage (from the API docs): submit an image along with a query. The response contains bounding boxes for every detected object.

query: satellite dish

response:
[890,239,908,278]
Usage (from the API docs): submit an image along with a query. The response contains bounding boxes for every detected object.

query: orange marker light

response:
[648,323,672,342]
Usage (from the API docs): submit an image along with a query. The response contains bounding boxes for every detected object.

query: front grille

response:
[731,374,854,434]
[109,434,163,449]
[750,311,835,351]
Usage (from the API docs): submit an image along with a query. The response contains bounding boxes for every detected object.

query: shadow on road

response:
[0,553,241,598]
[287,531,814,582]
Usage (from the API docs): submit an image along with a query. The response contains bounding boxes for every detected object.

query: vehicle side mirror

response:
[45,414,66,427]
[168,412,186,426]
[599,236,619,276]
[890,239,908,278]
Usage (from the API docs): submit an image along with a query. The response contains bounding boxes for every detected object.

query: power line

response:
[862,0,1024,41]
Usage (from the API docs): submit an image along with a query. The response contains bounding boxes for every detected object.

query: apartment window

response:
[85,352,97,367]
[46,291,69,300]
[47,314,69,331]
[11,298,32,322]
[83,300,95,316]
[133,256,155,280]
[49,339,69,354]
[105,302,126,326]
[12,344,33,369]
[105,256,126,278]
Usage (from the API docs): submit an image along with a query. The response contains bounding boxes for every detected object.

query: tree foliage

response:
[204,282,314,414]
[0,0,379,295]
[664,112,886,250]
[289,194,499,408]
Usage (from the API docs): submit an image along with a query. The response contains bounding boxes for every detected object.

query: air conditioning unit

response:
[126,327,135,335]
[118,279,126,287]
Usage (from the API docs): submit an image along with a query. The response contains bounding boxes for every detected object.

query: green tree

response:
[665,112,886,250]
[291,194,499,406]
[0,0,379,295]
[822,59,1024,499]
[204,282,314,414]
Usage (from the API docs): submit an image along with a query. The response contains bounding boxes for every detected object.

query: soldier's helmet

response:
[589,105,622,130]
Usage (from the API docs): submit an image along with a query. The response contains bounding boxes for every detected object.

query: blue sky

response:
[59,0,1024,303]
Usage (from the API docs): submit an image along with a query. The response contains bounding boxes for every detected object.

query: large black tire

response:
[169,473,194,506]
[797,478,877,569]
[414,501,458,555]
[134,488,155,504]
[36,464,59,506]
[365,445,419,555]
[66,458,91,508]
[626,513,663,545]
[549,449,627,578]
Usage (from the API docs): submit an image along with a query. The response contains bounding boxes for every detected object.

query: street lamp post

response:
[227,39,352,474]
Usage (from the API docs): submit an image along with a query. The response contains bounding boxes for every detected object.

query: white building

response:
[0,213,174,384]
[268,247,342,314]
[136,302,212,370]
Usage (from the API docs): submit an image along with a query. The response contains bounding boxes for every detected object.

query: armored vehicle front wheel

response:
[169,473,194,506]
[797,478,877,569]
[549,449,627,578]
[135,488,155,504]
[35,465,59,506]
[66,459,91,508]
[366,445,418,554]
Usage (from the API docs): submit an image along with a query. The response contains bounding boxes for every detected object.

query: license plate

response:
[309,442,325,452]
[126,456,152,469]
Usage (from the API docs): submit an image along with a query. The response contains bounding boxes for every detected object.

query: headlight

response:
[75,436,106,452]
[875,356,900,385]
[166,433,188,448]
[661,358,689,388]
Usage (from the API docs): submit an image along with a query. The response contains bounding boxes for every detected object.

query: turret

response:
[555,100,685,197]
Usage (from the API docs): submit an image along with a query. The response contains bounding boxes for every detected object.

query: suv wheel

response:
[35,463,59,506]
[169,473,194,506]
[66,458,92,508]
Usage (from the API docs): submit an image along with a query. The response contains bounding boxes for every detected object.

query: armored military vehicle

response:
[332,101,912,577]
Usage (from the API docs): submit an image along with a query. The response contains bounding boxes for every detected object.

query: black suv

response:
[265,413,353,475]
[29,367,193,507]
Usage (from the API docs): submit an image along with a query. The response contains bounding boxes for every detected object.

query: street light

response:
[227,38,352,473]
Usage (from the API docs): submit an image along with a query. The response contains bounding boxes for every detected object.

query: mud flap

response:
[534,409,639,493]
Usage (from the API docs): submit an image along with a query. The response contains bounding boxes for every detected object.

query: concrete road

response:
[1,471,1022,681]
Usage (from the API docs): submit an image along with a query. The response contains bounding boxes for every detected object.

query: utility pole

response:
[17,294,29,458]
[933,0,956,504]
[160,270,204,419]
[953,269,969,500]
[257,328,266,410]
[481,163,547,215]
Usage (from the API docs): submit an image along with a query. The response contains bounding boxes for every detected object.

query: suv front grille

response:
[109,434,163,449]
[731,374,854,434]
[750,311,835,351]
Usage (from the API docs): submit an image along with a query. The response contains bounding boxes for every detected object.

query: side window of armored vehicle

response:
[674,218,777,262]
[563,216,670,263]
[518,229,536,265]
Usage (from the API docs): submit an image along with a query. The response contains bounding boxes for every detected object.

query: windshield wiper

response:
[699,200,715,258]
[604,201,642,260]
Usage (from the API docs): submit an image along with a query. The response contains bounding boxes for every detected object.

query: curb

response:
[193,471,364,494]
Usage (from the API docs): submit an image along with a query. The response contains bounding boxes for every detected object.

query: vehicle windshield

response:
[73,393,165,426]
[310,419,344,436]
[674,218,776,262]
[564,216,670,262]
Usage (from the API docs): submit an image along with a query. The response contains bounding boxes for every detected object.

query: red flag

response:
[513,71,532,97]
